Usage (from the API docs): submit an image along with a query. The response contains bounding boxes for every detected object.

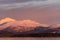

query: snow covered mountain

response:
[0,17,16,30]
[0,17,49,33]
[0,17,60,36]
[48,24,60,33]
[0,17,16,24]
[0,17,59,34]
[1,17,60,34]
[3,20,48,32]
[49,24,60,29]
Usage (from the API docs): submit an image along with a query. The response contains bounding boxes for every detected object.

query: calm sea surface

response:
[0,37,60,40]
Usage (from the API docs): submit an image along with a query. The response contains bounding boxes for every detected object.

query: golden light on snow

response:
[11,19,49,28]
[19,20,40,26]
[0,17,16,30]
[11,20,40,27]
[0,17,16,24]
[0,17,49,31]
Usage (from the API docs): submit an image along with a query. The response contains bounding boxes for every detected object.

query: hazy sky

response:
[0,0,60,25]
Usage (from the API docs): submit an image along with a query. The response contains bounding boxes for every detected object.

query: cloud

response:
[0,0,60,25]
[0,0,58,10]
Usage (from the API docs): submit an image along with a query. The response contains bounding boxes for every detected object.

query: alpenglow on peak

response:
[0,17,16,24]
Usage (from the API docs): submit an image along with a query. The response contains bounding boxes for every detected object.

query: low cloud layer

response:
[0,0,59,9]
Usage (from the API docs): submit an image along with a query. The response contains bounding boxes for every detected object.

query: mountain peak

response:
[10,19,49,28]
[10,19,40,27]
[0,17,16,24]
[19,20,40,27]
[49,24,60,29]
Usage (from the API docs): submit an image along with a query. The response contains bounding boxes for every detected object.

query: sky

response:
[0,0,60,25]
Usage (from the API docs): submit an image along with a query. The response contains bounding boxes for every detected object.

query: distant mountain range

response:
[0,17,60,37]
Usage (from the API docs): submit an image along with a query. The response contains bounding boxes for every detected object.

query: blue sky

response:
[0,0,60,25]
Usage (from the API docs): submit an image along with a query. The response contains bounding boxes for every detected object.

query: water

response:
[0,37,60,40]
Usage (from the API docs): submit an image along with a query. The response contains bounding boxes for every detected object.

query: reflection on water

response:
[0,37,60,40]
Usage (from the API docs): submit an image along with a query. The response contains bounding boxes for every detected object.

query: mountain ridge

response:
[0,17,49,31]
[0,17,60,34]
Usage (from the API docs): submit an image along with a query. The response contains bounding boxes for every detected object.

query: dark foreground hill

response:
[0,27,60,37]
